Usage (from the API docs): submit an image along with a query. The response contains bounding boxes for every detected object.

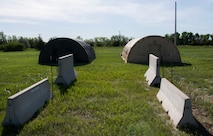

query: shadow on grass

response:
[141,61,192,67]
[179,118,212,136]
[57,80,76,95]
[1,125,23,136]
[40,62,91,67]
[160,62,192,67]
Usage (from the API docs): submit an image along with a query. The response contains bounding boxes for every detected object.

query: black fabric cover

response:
[39,38,95,65]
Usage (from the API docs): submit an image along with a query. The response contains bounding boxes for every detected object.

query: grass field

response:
[0,46,212,135]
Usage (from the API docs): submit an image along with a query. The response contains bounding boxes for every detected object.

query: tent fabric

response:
[39,38,95,65]
[121,35,182,64]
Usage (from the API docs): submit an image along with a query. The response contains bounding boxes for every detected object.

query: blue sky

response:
[0,0,212,42]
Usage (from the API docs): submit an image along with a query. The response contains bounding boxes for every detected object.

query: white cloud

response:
[0,0,175,24]
[0,18,40,24]
[1,0,212,40]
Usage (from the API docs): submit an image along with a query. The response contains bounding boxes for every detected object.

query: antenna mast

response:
[174,1,177,46]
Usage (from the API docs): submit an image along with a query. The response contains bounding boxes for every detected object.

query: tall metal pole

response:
[50,56,54,101]
[119,31,121,46]
[171,1,177,82]
[174,1,177,46]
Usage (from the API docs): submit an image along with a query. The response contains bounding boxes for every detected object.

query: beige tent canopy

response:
[121,35,182,64]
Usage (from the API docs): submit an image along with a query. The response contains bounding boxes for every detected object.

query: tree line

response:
[83,35,130,47]
[0,31,212,51]
[0,32,45,51]
[165,32,213,46]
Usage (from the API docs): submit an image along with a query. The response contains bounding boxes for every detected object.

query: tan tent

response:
[121,35,182,64]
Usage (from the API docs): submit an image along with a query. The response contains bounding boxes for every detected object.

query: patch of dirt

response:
[192,104,213,135]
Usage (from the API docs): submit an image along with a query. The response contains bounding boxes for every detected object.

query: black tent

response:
[39,38,96,65]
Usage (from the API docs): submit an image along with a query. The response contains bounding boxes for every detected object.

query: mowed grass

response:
[162,46,213,112]
[0,46,212,135]
[162,46,213,134]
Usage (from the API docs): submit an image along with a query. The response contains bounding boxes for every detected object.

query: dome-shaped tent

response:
[39,38,96,65]
[121,35,182,64]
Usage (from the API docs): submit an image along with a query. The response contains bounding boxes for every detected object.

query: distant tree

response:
[194,33,200,45]
[0,31,7,45]
[28,35,45,50]
[94,37,110,47]
[35,35,45,50]
[165,33,173,43]
[188,32,195,45]
[48,37,57,42]
[85,39,95,46]
[19,37,31,48]
[164,34,169,38]
[110,35,120,46]
[210,34,213,45]
[6,35,18,42]
[165,31,213,46]
[165,32,180,45]
[76,36,83,40]
[181,31,188,45]
[28,38,36,48]
[200,34,210,45]
[110,35,129,46]
[175,32,181,45]
[2,41,25,52]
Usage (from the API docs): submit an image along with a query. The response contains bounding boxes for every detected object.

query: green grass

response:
[0,47,212,135]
